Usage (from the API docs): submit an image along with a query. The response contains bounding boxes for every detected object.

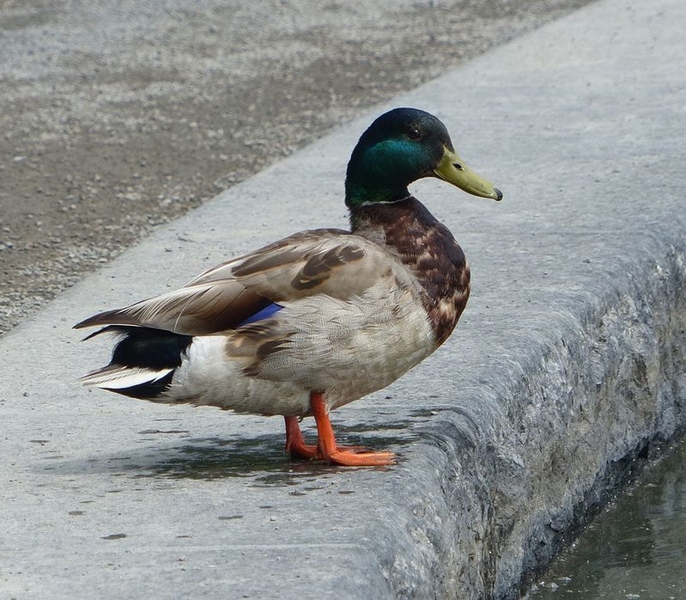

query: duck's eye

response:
[406,127,421,140]
[453,162,464,171]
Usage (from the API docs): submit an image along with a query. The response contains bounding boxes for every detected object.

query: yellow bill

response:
[434,146,503,201]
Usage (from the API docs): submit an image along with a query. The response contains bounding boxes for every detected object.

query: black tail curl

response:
[87,326,193,399]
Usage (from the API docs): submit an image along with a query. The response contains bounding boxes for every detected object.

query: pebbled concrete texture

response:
[1,0,685,598]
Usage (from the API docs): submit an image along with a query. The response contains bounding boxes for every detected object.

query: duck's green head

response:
[345,107,502,207]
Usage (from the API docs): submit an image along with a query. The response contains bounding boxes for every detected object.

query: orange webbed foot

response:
[285,395,396,467]
[309,391,395,467]
[325,448,396,467]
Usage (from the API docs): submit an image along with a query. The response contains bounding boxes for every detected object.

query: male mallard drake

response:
[75,107,502,467]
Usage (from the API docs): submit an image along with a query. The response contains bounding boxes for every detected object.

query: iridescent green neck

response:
[345,138,432,207]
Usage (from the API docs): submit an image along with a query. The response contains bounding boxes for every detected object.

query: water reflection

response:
[527,438,686,599]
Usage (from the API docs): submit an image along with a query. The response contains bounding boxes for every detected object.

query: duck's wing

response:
[74,228,403,336]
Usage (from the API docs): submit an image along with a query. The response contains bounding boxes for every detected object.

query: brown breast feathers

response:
[350,197,471,346]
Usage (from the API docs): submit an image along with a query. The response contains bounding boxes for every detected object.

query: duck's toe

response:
[324,448,396,467]
[284,416,319,459]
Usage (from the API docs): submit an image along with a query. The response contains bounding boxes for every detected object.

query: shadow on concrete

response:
[38,424,416,485]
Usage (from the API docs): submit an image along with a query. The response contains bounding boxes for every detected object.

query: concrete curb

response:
[2,0,685,597]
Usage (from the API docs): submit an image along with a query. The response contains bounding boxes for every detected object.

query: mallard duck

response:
[75,107,502,467]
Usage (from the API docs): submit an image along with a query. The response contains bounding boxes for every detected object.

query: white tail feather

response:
[80,366,174,389]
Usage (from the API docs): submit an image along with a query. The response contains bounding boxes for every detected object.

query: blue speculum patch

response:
[237,302,283,327]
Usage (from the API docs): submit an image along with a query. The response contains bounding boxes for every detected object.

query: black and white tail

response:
[80,326,192,399]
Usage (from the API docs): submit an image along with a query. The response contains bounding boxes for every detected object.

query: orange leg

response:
[284,416,318,459]
[310,391,395,467]
[284,414,370,460]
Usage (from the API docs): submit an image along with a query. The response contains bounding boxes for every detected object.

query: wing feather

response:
[75,229,406,335]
